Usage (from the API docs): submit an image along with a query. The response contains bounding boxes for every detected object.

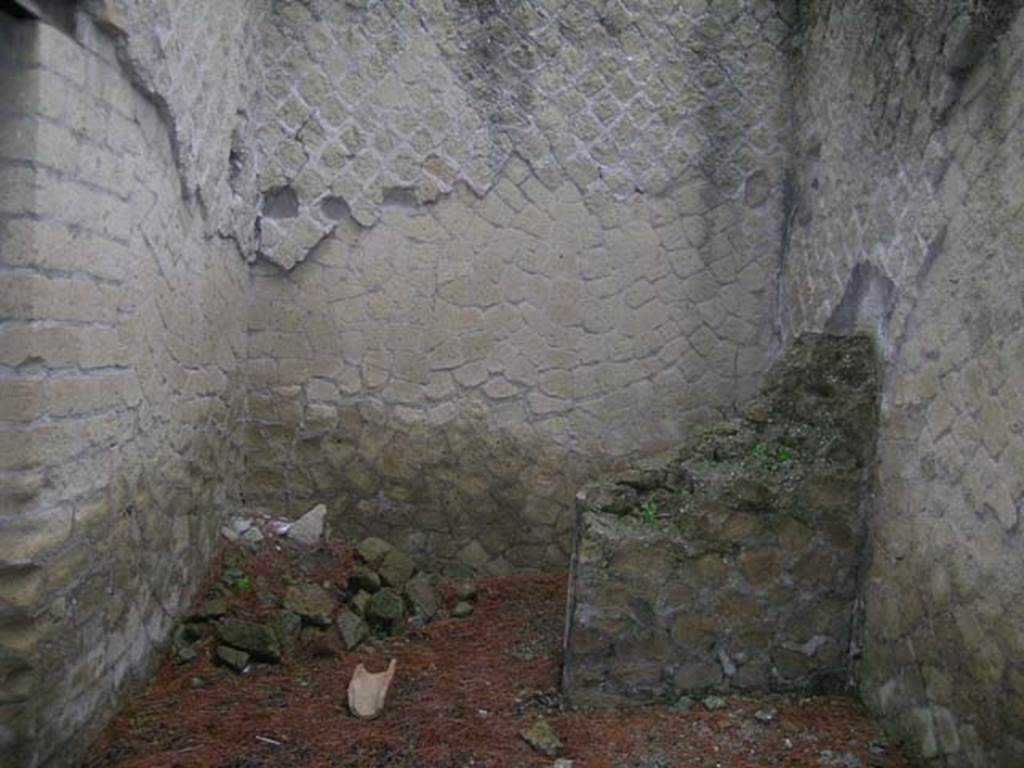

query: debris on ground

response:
[336,609,370,651]
[672,695,695,711]
[83,538,910,768]
[403,574,441,622]
[455,581,479,602]
[347,567,381,594]
[521,716,564,757]
[365,587,405,635]
[286,502,327,545]
[354,536,393,565]
[215,618,281,662]
[348,658,398,719]
[283,582,335,626]
[216,645,250,673]
[703,694,728,711]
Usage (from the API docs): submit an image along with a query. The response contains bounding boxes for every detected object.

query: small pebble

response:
[216,645,251,673]
[454,582,479,601]
[702,695,727,711]
[190,676,207,689]
[672,696,695,712]
[453,601,474,618]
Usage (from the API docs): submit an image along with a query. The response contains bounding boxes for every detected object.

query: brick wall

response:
[0,14,248,766]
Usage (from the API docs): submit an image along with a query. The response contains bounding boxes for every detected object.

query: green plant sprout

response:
[640,499,658,523]
[222,565,251,591]
[751,442,794,468]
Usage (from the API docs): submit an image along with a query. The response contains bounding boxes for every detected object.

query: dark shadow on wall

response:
[826,262,897,343]
[0,0,75,34]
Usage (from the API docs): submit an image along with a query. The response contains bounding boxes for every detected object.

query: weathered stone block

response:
[215,619,282,662]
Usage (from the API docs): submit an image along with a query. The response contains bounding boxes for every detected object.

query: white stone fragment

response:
[286,503,327,545]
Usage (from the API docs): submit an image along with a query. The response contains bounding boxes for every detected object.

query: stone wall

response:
[563,334,879,706]
[0,11,249,766]
[241,0,792,573]
[783,2,1024,765]
[84,0,265,248]
[4,0,1021,765]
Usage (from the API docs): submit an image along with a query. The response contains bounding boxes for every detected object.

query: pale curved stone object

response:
[347,658,398,719]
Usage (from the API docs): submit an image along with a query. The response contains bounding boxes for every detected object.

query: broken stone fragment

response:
[221,517,254,544]
[216,645,250,673]
[215,619,282,662]
[241,526,265,546]
[402,574,440,622]
[174,646,197,665]
[283,583,336,627]
[521,716,563,757]
[454,582,478,602]
[347,567,382,594]
[267,519,292,536]
[348,658,397,719]
[286,503,327,545]
[355,537,394,566]
[702,695,727,711]
[191,596,228,620]
[268,609,302,648]
[336,609,370,650]
[179,620,212,643]
[349,589,372,616]
[365,588,405,635]
[672,696,695,712]
[452,601,474,618]
[174,620,206,647]
[378,548,416,588]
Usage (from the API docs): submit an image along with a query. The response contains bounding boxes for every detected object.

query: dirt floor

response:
[83,540,909,768]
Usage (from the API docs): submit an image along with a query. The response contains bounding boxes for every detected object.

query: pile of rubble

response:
[172,504,479,675]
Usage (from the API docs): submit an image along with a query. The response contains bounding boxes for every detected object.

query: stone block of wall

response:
[563,334,879,706]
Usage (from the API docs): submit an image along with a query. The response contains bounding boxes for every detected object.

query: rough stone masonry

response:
[0,0,1021,766]
[563,334,879,706]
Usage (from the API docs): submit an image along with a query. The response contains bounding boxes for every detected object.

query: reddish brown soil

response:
[83,542,908,768]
